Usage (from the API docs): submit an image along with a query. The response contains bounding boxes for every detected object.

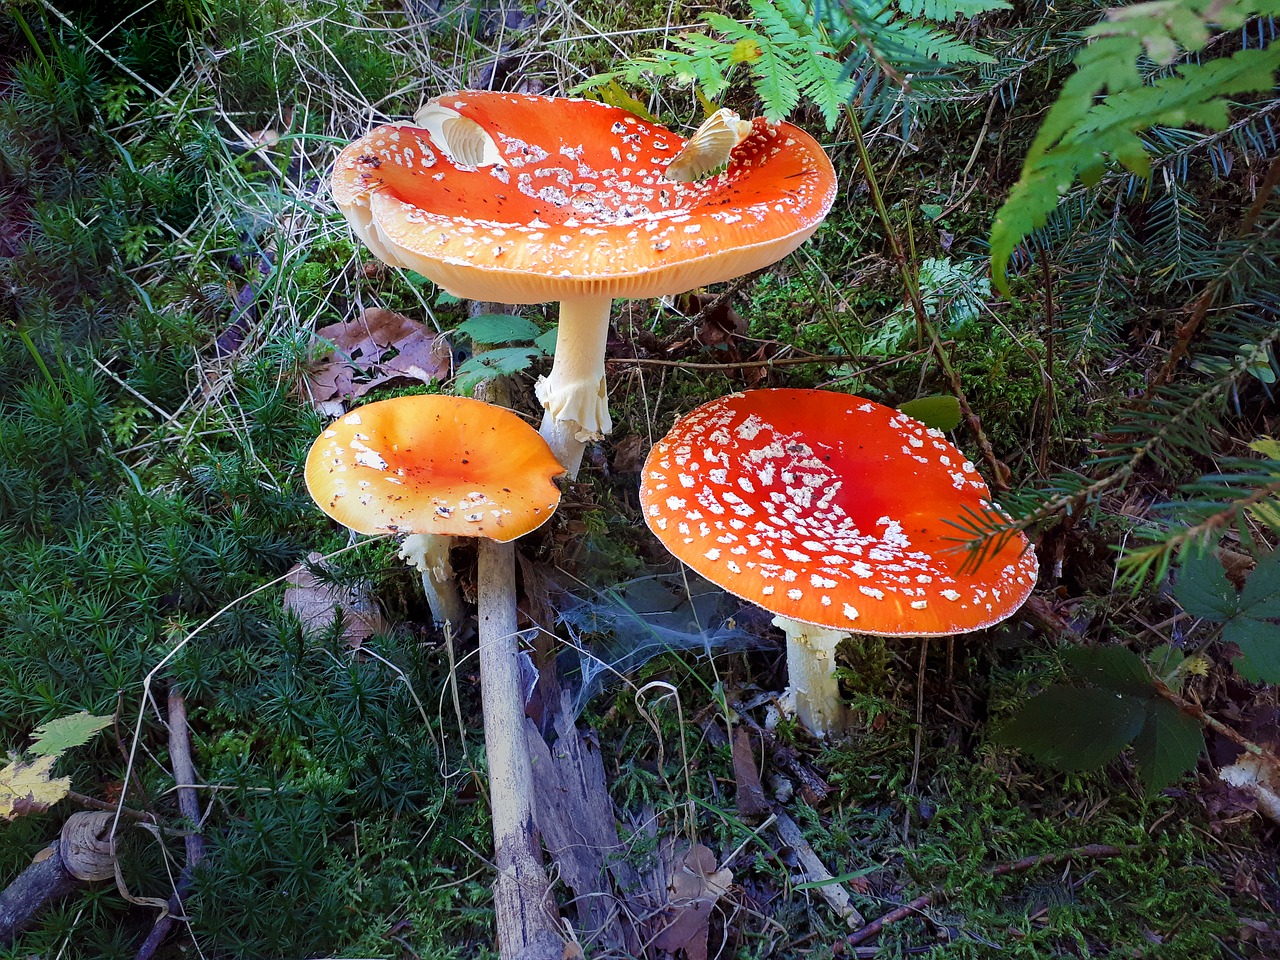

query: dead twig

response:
[846,844,1126,947]
[134,690,206,960]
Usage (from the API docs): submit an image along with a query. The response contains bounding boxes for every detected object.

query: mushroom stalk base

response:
[537,295,613,477]
[476,539,558,956]
[399,534,465,627]
[775,616,852,739]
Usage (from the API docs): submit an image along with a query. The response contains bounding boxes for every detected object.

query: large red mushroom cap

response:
[331,92,836,302]
[305,395,563,542]
[639,390,1038,636]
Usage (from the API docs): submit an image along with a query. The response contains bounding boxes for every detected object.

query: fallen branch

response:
[0,812,116,944]
[135,690,206,960]
[773,809,865,927]
[846,843,1125,947]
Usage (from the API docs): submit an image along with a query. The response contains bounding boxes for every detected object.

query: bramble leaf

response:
[993,686,1147,771]
[1063,646,1151,696]
[454,347,542,395]
[1173,550,1235,621]
[1223,617,1280,683]
[455,314,541,346]
[1130,698,1203,794]
[30,712,113,758]
[1237,551,1280,620]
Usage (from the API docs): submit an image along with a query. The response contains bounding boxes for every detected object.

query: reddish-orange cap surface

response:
[305,395,563,542]
[639,390,1038,636]
[331,92,836,302]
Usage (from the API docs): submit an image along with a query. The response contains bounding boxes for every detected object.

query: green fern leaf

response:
[992,40,1280,291]
[897,0,1010,20]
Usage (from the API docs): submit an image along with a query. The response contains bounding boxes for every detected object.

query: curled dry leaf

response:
[60,811,116,882]
[652,843,733,960]
[283,552,387,650]
[303,307,452,414]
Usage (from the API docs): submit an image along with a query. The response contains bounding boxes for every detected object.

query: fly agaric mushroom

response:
[305,394,563,624]
[305,393,565,955]
[639,389,1039,737]
[331,92,836,475]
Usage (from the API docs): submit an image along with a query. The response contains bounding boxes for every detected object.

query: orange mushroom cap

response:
[305,395,563,542]
[639,390,1038,636]
[331,92,836,302]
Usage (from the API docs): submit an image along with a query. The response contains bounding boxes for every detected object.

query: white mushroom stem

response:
[536,294,613,477]
[476,538,559,955]
[774,615,852,739]
[398,533,465,627]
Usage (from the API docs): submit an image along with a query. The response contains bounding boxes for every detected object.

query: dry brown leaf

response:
[283,552,387,649]
[304,307,452,413]
[652,842,733,960]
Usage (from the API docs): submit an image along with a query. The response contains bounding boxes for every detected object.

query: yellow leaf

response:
[1184,655,1211,677]
[0,755,71,820]
[730,38,763,63]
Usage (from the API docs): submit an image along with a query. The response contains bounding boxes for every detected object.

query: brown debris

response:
[303,307,452,413]
[283,552,386,649]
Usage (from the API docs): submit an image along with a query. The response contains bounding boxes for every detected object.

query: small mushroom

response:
[639,389,1039,738]
[331,92,836,476]
[304,394,565,955]
[304,394,563,624]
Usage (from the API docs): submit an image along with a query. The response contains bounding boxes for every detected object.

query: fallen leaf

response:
[283,552,387,649]
[0,754,71,820]
[652,843,733,960]
[730,726,771,823]
[303,307,451,411]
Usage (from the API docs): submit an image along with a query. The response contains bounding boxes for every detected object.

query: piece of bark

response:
[730,726,771,823]
[0,840,87,943]
[773,810,864,927]
[526,699,642,954]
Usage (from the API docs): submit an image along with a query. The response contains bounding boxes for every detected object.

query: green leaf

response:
[1224,617,1280,683]
[920,203,944,221]
[533,326,558,355]
[1248,437,1280,460]
[1130,698,1203,794]
[404,270,431,287]
[455,314,541,346]
[1237,551,1280,620]
[454,347,541,395]
[434,289,461,305]
[30,711,113,758]
[1063,646,1152,696]
[993,686,1147,772]
[1173,550,1236,621]
[898,395,962,431]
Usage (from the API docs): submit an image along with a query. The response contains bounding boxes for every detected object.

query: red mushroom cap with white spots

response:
[305,395,563,542]
[639,390,1038,636]
[331,92,836,302]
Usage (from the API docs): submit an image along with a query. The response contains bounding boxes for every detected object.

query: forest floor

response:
[0,1,1278,958]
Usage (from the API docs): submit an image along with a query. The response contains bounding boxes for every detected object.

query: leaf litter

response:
[303,307,452,414]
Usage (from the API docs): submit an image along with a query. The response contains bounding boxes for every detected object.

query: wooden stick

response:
[773,810,865,927]
[846,844,1124,946]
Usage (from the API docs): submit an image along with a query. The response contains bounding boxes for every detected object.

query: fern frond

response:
[991,0,1280,292]
[897,0,1010,23]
